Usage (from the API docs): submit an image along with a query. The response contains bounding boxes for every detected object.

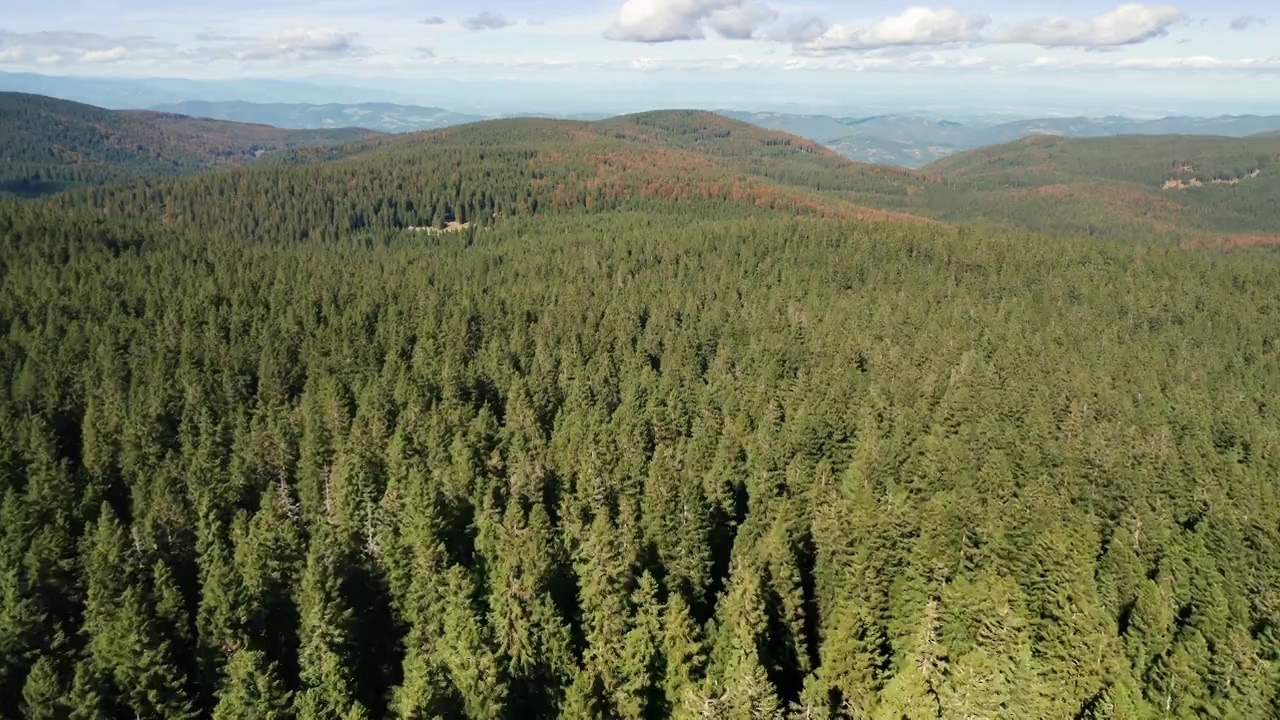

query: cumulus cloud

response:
[801,3,1185,53]
[706,2,780,39]
[806,7,989,52]
[990,4,1184,47]
[1230,16,1265,31]
[780,16,830,43]
[607,0,780,42]
[193,31,253,42]
[421,16,446,25]
[0,30,162,65]
[0,28,372,67]
[462,12,514,31]
[192,29,367,62]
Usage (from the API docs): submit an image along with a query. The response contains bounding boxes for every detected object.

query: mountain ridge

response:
[47,107,938,241]
[6,93,1278,246]
[150,100,487,133]
[0,92,381,196]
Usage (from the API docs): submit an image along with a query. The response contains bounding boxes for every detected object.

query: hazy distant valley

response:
[145,99,1280,168]
[723,111,1280,166]
[5,71,1280,168]
[147,100,1280,168]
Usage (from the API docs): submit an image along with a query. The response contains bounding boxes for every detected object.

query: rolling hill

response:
[150,100,487,133]
[0,92,381,196]
[724,110,1280,167]
[5,93,1278,246]
[50,109,936,240]
[902,134,1280,243]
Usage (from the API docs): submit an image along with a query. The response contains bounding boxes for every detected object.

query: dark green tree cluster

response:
[2,185,1279,719]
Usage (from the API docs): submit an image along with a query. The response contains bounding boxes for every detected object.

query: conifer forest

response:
[1,98,1280,719]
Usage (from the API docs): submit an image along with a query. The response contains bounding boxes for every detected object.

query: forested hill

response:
[52,109,934,241]
[0,92,381,197]
[4,86,1280,719]
[880,133,1280,243]
[924,133,1280,187]
[10,94,1280,244]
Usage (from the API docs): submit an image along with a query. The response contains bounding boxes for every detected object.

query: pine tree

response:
[566,510,636,716]
[479,501,573,714]
[212,649,293,720]
[616,572,664,720]
[706,563,785,720]
[438,566,507,718]
[391,510,457,719]
[65,657,115,720]
[293,529,367,720]
[80,505,198,719]
[196,516,246,695]
[21,655,67,720]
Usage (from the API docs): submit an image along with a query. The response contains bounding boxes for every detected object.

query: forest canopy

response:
[1,99,1279,720]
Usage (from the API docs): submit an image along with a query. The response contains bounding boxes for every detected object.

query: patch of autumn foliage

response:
[1184,234,1280,249]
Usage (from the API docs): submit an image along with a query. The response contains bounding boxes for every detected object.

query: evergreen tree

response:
[21,655,68,720]
[212,649,293,720]
[292,529,367,720]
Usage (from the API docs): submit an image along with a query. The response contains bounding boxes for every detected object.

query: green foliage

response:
[212,649,293,720]
[907,134,1280,239]
[1,109,1279,720]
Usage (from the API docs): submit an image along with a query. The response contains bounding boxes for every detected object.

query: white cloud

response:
[421,16,446,26]
[607,0,780,42]
[706,2,780,39]
[806,7,989,52]
[1229,16,1265,31]
[0,28,371,68]
[779,17,830,44]
[801,4,1185,53]
[991,4,1184,47]
[462,12,514,31]
[193,30,367,62]
[0,30,164,65]
[80,47,128,63]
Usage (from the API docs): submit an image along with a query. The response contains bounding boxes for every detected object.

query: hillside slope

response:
[903,134,1280,241]
[15,97,1280,245]
[54,109,935,240]
[722,111,1280,167]
[3,153,1280,717]
[0,92,381,196]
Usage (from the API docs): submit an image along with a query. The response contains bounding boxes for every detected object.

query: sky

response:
[1,0,1278,115]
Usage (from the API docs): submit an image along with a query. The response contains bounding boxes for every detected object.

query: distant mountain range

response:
[144,103,1280,168]
[6,91,1278,245]
[722,111,1280,167]
[149,101,615,133]
[5,69,1280,170]
[151,101,487,133]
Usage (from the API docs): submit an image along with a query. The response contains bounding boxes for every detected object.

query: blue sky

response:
[2,1,1278,114]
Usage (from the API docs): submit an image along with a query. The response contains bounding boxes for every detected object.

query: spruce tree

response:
[212,649,293,720]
